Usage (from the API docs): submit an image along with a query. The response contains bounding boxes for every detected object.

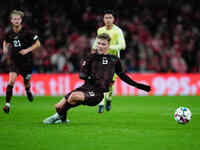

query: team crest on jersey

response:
[88,91,95,96]
[13,36,18,39]
[33,35,38,40]
[102,57,108,64]
[82,60,86,66]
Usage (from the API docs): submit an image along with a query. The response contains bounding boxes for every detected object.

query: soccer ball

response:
[174,107,192,124]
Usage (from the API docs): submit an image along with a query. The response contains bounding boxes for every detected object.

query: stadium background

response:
[0,0,200,96]
[0,1,200,150]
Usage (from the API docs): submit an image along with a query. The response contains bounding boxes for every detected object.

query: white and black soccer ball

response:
[174,107,192,124]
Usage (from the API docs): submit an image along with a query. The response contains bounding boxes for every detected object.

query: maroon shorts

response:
[65,85,104,106]
[9,61,32,79]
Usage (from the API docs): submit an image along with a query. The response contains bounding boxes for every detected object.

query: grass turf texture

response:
[0,96,199,150]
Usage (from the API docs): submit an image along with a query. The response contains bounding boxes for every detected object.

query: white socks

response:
[99,99,104,105]
[52,113,60,119]
[5,103,10,107]
[99,92,109,106]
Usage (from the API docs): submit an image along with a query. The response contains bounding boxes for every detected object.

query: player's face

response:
[10,14,22,27]
[103,14,114,26]
[96,38,109,54]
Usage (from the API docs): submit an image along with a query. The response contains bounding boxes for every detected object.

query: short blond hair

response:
[97,33,111,43]
[10,10,24,19]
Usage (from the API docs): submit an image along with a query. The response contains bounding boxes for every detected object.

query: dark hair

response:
[103,9,115,17]
[97,33,111,42]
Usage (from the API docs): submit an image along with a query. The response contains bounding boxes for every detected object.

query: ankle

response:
[25,87,31,92]
[5,103,10,107]
[106,99,111,102]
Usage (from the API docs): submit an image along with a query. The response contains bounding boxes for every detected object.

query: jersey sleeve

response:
[92,28,101,50]
[79,55,92,80]
[109,28,126,51]
[115,57,151,92]
[92,37,97,50]
[29,31,39,44]
[115,58,124,75]
[115,58,138,87]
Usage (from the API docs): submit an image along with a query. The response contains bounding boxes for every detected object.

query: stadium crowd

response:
[0,0,200,73]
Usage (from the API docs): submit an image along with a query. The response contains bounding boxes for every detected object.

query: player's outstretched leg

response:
[43,112,70,124]
[43,112,71,124]
[43,93,81,124]
[54,119,70,124]
[43,97,68,124]
[43,113,63,124]
[3,85,13,114]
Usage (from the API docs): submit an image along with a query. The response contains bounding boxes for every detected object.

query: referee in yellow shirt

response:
[92,10,126,113]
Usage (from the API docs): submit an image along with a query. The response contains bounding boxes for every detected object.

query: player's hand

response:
[136,83,151,92]
[91,49,96,54]
[19,49,30,55]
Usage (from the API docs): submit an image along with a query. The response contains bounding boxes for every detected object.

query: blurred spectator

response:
[0,0,199,73]
[170,51,187,73]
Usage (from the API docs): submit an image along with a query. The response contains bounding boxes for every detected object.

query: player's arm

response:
[19,40,40,55]
[91,29,101,53]
[79,56,92,80]
[91,38,97,54]
[3,40,10,54]
[26,39,40,52]
[115,59,151,92]
[109,29,126,51]
[19,34,41,55]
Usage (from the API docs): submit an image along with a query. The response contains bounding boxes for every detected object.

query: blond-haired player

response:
[43,33,150,124]
[92,10,126,113]
[3,10,40,113]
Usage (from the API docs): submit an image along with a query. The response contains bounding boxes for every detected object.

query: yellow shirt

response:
[93,24,126,57]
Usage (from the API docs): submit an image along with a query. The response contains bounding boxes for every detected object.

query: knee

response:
[55,103,61,112]
[68,92,79,104]
[24,79,30,86]
[8,79,15,85]
[8,74,17,85]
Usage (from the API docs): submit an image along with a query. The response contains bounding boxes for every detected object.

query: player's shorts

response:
[64,85,104,106]
[9,61,32,79]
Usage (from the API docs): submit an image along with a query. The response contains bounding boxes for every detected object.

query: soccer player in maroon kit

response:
[2,10,41,113]
[43,33,151,124]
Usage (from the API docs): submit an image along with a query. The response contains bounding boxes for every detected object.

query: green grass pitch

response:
[0,96,200,150]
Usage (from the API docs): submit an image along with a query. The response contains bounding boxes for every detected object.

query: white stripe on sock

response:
[5,103,10,107]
